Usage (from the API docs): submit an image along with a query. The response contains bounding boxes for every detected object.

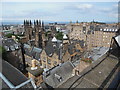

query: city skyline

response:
[1,2,118,23]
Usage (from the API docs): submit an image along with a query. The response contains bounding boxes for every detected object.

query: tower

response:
[34,20,41,48]
[34,20,45,48]
[24,20,33,41]
[63,34,69,44]
[63,34,69,50]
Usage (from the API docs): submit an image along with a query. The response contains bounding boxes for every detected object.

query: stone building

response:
[40,35,85,70]
[67,22,118,50]
[26,59,43,86]
[23,44,42,67]
[40,37,62,69]
[24,20,46,48]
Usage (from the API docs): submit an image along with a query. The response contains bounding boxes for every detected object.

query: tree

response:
[56,32,63,40]
[5,33,13,38]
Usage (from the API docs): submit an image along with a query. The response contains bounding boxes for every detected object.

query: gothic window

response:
[43,57,46,62]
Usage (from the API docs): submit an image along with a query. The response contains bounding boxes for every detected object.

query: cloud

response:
[1,2,118,22]
[109,13,118,18]
[76,4,93,9]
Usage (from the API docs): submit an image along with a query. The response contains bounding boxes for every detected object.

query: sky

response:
[1,1,119,23]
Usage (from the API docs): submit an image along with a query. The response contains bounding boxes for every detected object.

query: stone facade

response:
[24,20,45,48]
[68,22,118,50]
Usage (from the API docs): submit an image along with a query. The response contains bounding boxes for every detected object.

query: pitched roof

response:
[45,38,62,59]
[24,44,42,61]
[1,59,35,89]
[42,61,74,88]
[2,38,20,51]
[58,53,119,88]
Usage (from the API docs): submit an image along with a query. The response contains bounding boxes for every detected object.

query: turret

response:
[63,34,69,44]
[34,20,36,26]
[52,36,57,43]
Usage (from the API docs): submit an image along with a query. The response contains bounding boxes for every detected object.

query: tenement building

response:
[67,22,118,50]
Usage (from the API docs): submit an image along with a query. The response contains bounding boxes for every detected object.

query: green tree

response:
[56,32,63,40]
[5,33,13,38]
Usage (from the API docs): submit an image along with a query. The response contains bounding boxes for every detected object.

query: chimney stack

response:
[31,59,37,70]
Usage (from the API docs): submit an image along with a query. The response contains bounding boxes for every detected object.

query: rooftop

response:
[43,61,74,88]
[1,59,36,89]
[58,53,119,88]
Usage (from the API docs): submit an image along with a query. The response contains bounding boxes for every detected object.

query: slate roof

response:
[68,43,76,55]
[89,47,109,61]
[1,59,35,89]
[58,53,119,88]
[42,61,74,88]
[94,24,118,32]
[45,38,62,59]
[71,40,85,48]
[24,44,42,61]
[2,38,20,51]
[58,37,120,88]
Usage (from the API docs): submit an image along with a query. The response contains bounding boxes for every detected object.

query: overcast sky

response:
[1,2,119,22]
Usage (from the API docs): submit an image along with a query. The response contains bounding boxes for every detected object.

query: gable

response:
[41,50,47,57]
[52,53,59,60]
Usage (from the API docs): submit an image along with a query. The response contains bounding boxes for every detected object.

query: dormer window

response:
[14,44,19,49]
[49,53,52,56]
[10,46,15,51]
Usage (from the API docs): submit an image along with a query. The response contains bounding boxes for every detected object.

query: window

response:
[47,59,51,64]
[53,61,57,66]
[43,57,46,62]
[43,64,46,68]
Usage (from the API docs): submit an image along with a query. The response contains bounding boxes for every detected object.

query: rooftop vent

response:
[55,74,62,82]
